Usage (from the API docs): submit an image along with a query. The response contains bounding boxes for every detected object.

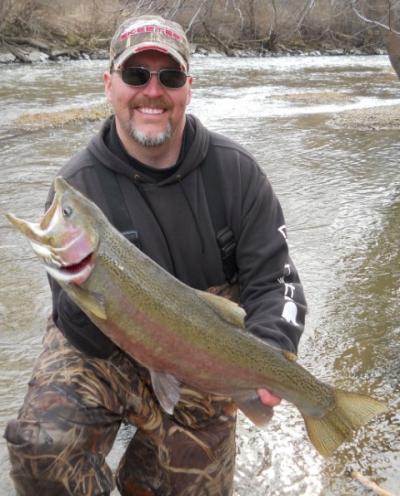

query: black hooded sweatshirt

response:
[47,114,307,358]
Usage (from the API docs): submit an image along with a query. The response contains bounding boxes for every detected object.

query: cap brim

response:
[113,42,187,71]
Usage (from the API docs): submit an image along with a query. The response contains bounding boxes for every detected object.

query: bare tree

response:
[185,1,208,35]
[0,0,392,57]
[293,0,316,34]
[351,0,400,34]
[350,0,400,77]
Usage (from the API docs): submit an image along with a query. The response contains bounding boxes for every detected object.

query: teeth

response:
[44,259,94,285]
[139,107,164,114]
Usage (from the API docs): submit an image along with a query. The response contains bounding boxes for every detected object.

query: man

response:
[5,15,307,496]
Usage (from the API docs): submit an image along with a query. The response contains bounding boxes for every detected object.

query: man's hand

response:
[257,388,281,407]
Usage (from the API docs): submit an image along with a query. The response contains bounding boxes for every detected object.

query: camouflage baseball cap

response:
[110,15,190,72]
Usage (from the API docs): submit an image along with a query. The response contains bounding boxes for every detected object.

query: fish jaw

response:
[45,252,96,285]
[6,177,100,286]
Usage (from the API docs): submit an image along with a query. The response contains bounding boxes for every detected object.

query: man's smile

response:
[137,107,165,115]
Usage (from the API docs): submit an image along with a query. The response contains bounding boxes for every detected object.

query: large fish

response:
[6,177,387,457]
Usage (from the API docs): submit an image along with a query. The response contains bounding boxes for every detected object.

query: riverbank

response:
[1,0,393,68]
[0,40,388,65]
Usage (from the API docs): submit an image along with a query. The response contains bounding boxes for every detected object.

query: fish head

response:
[6,177,100,285]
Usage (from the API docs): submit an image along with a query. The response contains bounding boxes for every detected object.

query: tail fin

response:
[303,390,387,457]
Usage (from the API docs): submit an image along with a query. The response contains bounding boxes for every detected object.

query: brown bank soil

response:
[10,87,400,134]
[276,87,400,130]
[14,103,112,128]
[328,104,400,130]
[11,96,400,136]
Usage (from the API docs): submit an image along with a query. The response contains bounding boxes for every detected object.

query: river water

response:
[0,54,399,495]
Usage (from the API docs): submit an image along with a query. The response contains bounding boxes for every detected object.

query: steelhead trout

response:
[6,177,387,457]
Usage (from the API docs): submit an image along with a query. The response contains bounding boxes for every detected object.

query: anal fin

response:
[150,370,181,415]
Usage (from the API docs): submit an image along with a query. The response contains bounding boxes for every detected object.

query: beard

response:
[127,119,173,148]
[126,97,174,148]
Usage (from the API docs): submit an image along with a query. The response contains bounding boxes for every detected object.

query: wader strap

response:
[96,165,140,247]
[201,161,238,284]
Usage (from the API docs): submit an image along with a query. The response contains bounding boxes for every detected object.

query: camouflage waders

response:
[4,284,239,496]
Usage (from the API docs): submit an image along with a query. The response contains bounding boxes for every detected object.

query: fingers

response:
[257,388,282,407]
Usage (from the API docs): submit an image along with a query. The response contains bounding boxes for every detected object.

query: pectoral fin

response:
[234,394,274,426]
[70,286,107,320]
[196,290,245,328]
[150,370,181,415]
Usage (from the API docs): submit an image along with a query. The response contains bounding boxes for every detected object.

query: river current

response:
[0,54,399,495]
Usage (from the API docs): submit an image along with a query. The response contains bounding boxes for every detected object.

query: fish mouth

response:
[43,252,95,285]
[59,252,94,275]
[45,250,96,285]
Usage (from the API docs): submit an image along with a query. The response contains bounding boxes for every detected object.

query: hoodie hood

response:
[87,114,210,185]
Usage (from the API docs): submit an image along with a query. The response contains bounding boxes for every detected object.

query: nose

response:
[142,72,164,98]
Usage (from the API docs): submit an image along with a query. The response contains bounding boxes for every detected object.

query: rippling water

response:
[0,55,399,495]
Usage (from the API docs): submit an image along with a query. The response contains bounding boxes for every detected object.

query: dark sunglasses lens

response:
[159,70,187,88]
[122,67,150,86]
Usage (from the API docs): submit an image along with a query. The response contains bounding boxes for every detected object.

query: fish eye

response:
[62,205,73,218]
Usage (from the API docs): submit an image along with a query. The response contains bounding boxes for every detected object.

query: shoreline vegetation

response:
[0,0,397,64]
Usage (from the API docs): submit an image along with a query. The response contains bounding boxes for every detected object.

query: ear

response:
[186,76,193,105]
[103,71,113,103]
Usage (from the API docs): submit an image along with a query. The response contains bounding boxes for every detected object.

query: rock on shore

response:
[0,42,109,64]
[0,41,387,65]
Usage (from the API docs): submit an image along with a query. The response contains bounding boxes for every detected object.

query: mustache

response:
[131,98,172,110]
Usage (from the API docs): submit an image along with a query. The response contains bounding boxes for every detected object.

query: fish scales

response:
[88,246,317,400]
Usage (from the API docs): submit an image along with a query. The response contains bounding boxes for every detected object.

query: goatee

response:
[128,121,173,148]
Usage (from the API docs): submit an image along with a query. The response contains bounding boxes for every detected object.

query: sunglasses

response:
[116,66,189,89]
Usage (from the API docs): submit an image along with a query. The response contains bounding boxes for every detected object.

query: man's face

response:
[104,50,192,149]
